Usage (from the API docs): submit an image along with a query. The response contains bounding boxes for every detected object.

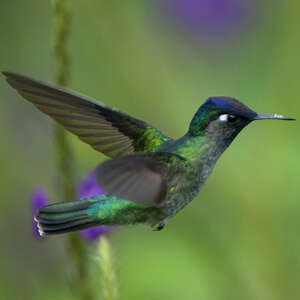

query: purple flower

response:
[77,171,105,199]
[79,225,116,243]
[31,171,116,242]
[77,171,116,242]
[154,0,259,43]
[31,188,50,239]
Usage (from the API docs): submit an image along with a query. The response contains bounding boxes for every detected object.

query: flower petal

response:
[77,171,105,199]
[80,226,116,243]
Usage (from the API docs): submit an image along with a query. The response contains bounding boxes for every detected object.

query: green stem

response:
[52,1,93,299]
[99,237,119,300]
[52,0,75,201]
[53,0,70,88]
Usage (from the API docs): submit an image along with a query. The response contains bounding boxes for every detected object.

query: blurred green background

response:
[0,1,299,299]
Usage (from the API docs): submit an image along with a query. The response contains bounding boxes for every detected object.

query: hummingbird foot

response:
[153,222,165,231]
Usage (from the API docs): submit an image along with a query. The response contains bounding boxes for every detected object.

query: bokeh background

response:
[0,1,299,299]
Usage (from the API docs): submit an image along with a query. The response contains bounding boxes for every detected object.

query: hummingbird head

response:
[189,97,295,142]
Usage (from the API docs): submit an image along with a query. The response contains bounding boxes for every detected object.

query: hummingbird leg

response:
[153,222,165,231]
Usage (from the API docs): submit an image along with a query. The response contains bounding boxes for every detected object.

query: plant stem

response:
[52,1,93,299]
[99,237,119,300]
[52,0,75,201]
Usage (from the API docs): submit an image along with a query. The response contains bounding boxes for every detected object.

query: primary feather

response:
[3,72,171,157]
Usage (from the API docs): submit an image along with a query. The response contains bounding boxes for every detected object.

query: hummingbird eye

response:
[218,114,238,123]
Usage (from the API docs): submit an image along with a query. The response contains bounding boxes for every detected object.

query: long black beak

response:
[254,113,296,121]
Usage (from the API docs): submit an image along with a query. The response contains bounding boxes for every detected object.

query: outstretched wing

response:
[95,152,187,207]
[3,72,171,158]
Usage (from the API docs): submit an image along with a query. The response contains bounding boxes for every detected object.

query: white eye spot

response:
[219,114,228,122]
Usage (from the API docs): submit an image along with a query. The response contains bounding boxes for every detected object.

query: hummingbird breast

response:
[157,134,224,220]
[159,161,215,218]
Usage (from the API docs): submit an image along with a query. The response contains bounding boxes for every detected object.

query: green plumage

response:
[3,72,295,235]
[38,196,162,235]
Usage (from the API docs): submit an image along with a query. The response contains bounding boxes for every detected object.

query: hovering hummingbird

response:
[3,72,295,235]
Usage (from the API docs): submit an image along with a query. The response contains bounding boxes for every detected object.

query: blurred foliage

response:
[0,1,299,299]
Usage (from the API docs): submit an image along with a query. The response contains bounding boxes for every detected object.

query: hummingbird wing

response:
[3,72,171,158]
[95,152,187,206]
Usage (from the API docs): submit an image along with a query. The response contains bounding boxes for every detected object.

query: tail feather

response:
[35,195,156,236]
[37,211,91,224]
[38,219,99,235]
[39,198,97,214]
[36,198,99,235]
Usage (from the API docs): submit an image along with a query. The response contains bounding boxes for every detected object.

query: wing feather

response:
[3,72,171,157]
[95,152,187,206]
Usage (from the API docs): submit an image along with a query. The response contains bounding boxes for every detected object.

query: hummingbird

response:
[3,72,295,235]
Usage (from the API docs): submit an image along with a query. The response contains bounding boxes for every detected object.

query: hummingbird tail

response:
[35,195,155,236]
